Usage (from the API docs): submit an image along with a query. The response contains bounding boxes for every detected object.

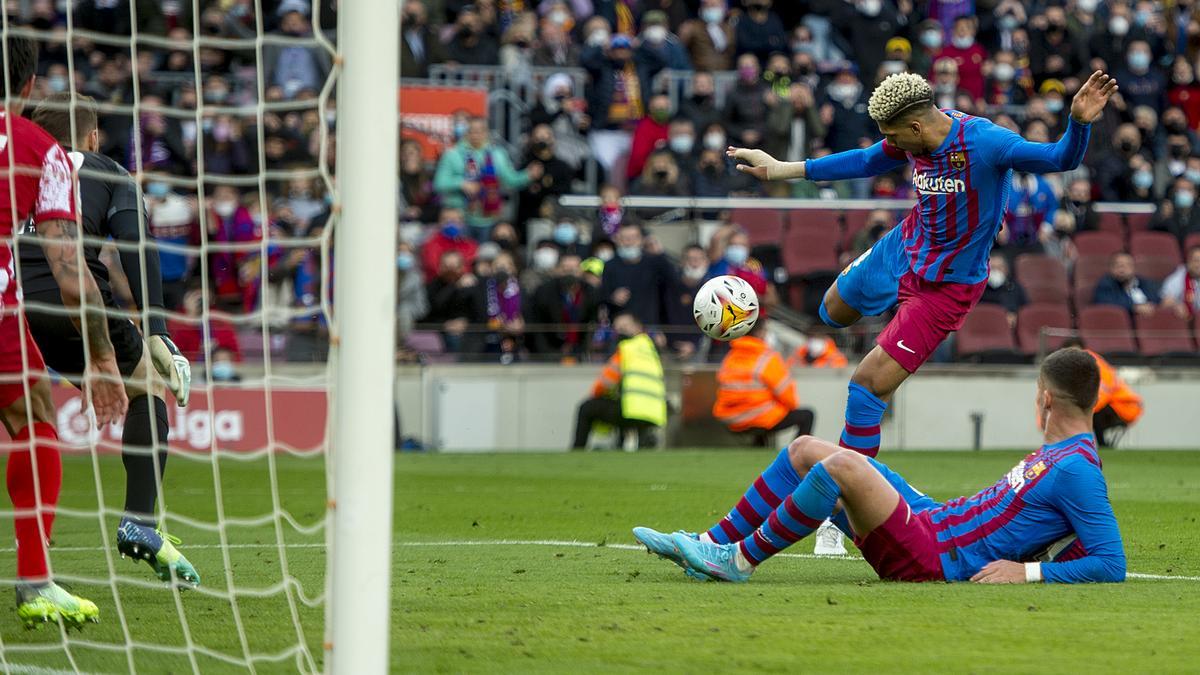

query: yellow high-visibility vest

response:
[616,334,667,427]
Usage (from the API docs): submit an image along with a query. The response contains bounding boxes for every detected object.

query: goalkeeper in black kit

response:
[18,93,199,586]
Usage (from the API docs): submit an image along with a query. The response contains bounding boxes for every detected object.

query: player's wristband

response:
[1025,562,1043,583]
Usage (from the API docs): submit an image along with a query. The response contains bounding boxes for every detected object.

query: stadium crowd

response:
[10,0,1200,367]
[397,0,1200,363]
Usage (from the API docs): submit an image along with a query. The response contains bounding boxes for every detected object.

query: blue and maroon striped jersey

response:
[926,433,1126,583]
[805,110,1091,284]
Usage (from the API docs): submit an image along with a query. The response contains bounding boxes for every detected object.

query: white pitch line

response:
[4,539,1193,582]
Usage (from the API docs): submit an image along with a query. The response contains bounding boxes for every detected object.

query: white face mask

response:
[859,0,881,16]
[951,34,974,50]
[703,131,726,151]
[701,7,724,23]
[669,135,695,154]
[1109,15,1130,36]
[533,247,559,270]
[683,265,707,280]
[1077,0,1099,12]
[587,29,610,47]
[645,26,667,44]
[993,62,1015,82]
[806,336,828,358]
[988,268,1006,288]
[214,200,236,218]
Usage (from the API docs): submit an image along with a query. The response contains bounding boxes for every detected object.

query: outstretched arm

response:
[996,71,1117,173]
[728,141,907,182]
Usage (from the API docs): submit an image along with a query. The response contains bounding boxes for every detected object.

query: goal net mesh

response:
[0,2,339,671]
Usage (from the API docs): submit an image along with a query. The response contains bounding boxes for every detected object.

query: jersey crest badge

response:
[1023,460,1047,481]
[949,151,967,170]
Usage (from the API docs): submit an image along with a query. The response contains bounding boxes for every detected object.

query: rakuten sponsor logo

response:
[912,172,966,194]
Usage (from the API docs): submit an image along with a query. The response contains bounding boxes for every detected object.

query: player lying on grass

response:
[634,347,1126,584]
[728,70,1116,460]
[19,93,199,587]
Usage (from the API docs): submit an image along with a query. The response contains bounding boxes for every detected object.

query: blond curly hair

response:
[867,72,934,123]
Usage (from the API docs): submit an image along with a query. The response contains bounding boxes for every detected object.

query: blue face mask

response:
[1129,52,1151,72]
[211,361,235,381]
[397,252,415,270]
[725,244,749,266]
[454,120,469,139]
[1177,191,1196,209]
[553,222,578,245]
[617,245,641,261]
[1133,170,1154,190]
[1045,98,1064,114]
[442,222,462,238]
[147,182,170,198]
[1187,169,1200,184]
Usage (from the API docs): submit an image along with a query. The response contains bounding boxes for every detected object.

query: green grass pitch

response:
[0,449,1197,673]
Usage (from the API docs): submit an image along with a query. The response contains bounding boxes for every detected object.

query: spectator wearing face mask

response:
[1168,58,1200,130]
[551,218,587,258]
[734,0,787,64]
[911,19,944,78]
[1154,132,1194,194]
[637,10,691,73]
[930,57,972,113]
[421,208,479,283]
[528,73,591,170]
[445,5,500,66]
[1029,6,1086,84]
[1093,252,1162,318]
[206,185,262,312]
[679,0,736,72]
[532,18,580,68]
[679,71,723,136]
[518,124,575,226]
[627,94,673,180]
[1116,40,1167,112]
[706,228,772,312]
[145,182,199,311]
[207,347,242,384]
[401,0,446,78]
[1161,246,1200,319]
[788,332,848,369]
[998,170,1058,260]
[580,33,668,173]
[668,245,710,360]
[1097,124,1153,202]
[434,116,540,239]
[1061,178,1099,233]
[396,243,429,344]
[849,210,894,259]
[693,147,738,197]
[1151,177,1200,246]
[401,139,438,224]
[425,250,486,354]
[819,63,872,154]
[723,53,769,148]
[526,253,600,358]
[978,253,1028,328]
[985,50,1029,107]
[601,224,676,327]
[521,241,562,295]
[665,117,698,173]
[1127,154,1157,204]
[933,15,987,100]
[1039,211,1078,268]
[630,150,690,198]
[475,250,524,363]
[819,0,903,88]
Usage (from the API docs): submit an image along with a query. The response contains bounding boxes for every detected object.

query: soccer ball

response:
[693,275,760,340]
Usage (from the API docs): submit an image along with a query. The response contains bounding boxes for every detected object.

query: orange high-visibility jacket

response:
[788,337,849,369]
[592,354,621,398]
[713,336,799,432]
[1089,350,1144,424]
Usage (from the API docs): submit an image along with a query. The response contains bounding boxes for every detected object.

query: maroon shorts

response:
[854,499,944,582]
[876,271,987,373]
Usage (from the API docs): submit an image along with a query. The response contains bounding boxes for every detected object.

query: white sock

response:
[699,531,715,544]
[733,546,754,573]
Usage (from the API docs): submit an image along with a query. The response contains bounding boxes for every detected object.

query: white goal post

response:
[327,0,399,672]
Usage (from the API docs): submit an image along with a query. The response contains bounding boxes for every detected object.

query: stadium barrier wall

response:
[394,364,1200,451]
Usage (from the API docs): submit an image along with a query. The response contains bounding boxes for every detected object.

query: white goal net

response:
[0,1,397,672]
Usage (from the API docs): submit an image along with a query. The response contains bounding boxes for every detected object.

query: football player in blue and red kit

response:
[635,347,1125,584]
[727,71,1118,460]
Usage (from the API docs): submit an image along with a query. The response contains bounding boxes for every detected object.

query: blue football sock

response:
[705,447,801,544]
[839,382,887,457]
[739,463,842,565]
